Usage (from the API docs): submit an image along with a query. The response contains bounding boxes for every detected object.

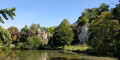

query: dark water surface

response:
[0,50,117,60]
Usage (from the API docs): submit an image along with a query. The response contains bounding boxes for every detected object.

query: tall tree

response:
[99,3,109,12]
[38,24,40,29]
[21,25,29,33]
[41,27,47,32]
[0,7,16,23]
[52,19,74,47]
[89,12,120,56]
[113,4,120,21]
[46,27,54,34]
[30,23,39,34]
[7,26,19,41]
[7,26,19,33]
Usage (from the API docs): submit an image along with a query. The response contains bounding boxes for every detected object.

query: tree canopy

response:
[7,26,19,33]
[52,19,74,47]
[0,7,16,23]
[21,25,29,33]
[89,12,120,56]
[30,23,40,34]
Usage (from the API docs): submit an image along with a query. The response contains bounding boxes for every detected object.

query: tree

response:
[46,27,54,34]
[76,3,109,26]
[70,24,75,28]
[0,7,16,23]
[7,26,19,33]
[30,23,39,34]
[21,25,29,33]
[52,19,74,47]
[0,26,11,47]
[38,24,40,29]
[12,35,17,41]
[89,12,120,56]
[23,36,45,49]
[113,4,120,21]
[41,27,47,32]
[0,7,16,48]
[7,26,19,42]
[99,3,109,12]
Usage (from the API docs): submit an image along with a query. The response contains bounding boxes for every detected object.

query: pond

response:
[0,50,117,60]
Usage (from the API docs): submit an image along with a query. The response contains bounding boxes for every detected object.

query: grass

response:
[64,44,92,51]
[62,44,94,55]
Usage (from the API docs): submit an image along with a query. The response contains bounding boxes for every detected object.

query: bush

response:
[15,36,45,50]
[23,36,45,49]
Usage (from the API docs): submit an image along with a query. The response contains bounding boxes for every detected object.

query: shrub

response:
[23,36,45,49]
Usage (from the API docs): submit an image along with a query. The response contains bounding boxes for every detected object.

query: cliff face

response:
[36,29,48,44]
[78,24,90,43]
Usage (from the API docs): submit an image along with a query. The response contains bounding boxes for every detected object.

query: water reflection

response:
[0,50,117,60]
[50,57,94,60]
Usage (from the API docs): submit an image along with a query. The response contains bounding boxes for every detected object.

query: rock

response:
[78,24,90,43]
[36,29,48,44]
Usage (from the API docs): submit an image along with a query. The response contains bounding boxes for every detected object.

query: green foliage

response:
[24,36,45,49]
[0,26,11,48]
[113,4,120,21]
[30,23,40,34]
[7,26,19,33]
[7,26,19,41]
[15,36,27,49]
[46,27,54,34]
[38,24,40,29]
[70,24,75,28]
[89,12,120,56]
[71,27,80,44]
[64,44,91,51]
[63,44,93,55]
[24,37,35,49]
[21,25,30,33]
[16,36,45,50]
[0,7,16,23]
[76,3,109,26]
[99,3,109,12]
[52,19,74,47]
[41,27,47,32]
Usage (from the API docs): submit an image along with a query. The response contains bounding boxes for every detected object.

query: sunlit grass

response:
[64,44,92,51]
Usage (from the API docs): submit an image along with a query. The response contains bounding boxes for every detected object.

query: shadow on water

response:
[50,57,95,60]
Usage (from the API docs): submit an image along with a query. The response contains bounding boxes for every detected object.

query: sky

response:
[0,0,119,30]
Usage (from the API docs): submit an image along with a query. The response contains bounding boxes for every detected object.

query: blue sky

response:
[0,0,119,30]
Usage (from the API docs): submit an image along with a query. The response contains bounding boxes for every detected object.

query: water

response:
[0,50,117,60]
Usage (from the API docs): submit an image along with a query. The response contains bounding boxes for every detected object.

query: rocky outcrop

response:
[36,29,48,44]
[78,24,90,43]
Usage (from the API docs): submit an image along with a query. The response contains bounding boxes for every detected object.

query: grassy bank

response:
[64,44,91,51]
[62,44,94,55]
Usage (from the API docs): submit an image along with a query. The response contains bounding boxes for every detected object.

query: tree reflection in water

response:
[50,57,94,60]
[0,50,117,60]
